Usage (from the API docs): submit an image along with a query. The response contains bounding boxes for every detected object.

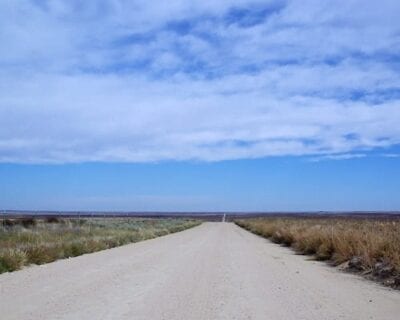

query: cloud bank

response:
[0,0,399,163]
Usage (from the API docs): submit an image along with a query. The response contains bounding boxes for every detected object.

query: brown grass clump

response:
[235,217,400,286]
[0,217,201,273]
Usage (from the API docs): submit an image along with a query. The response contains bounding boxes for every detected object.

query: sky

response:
[0,0,399,211]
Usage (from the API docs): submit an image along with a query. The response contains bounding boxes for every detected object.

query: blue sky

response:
[0,1,399,211]
[1,156,400,211]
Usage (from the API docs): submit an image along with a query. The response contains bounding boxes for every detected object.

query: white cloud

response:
[309,153,366,162]
[382,153,400,158]
[0,1,399,163]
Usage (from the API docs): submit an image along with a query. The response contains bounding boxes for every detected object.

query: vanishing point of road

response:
[1,222,399,320]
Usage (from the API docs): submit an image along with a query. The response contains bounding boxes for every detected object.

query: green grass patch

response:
[0,217,201,273]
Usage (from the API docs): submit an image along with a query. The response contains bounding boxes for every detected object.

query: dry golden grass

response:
[235,217,400,284]
[0,217,201,273]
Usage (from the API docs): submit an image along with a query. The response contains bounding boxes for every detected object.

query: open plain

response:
[0,222,399,320]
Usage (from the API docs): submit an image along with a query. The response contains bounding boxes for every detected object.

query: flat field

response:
[1,222,399,320]
[0,217,200,273]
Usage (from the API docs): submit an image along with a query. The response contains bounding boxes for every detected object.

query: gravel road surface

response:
[1,222,399,320]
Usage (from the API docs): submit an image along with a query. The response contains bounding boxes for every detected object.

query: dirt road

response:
[1,222,399,320]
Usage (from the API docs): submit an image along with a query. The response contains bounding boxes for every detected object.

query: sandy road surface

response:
[1,222,399,320]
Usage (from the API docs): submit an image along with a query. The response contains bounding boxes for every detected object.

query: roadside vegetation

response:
[235,217,400,287]
[0,217,201,273]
